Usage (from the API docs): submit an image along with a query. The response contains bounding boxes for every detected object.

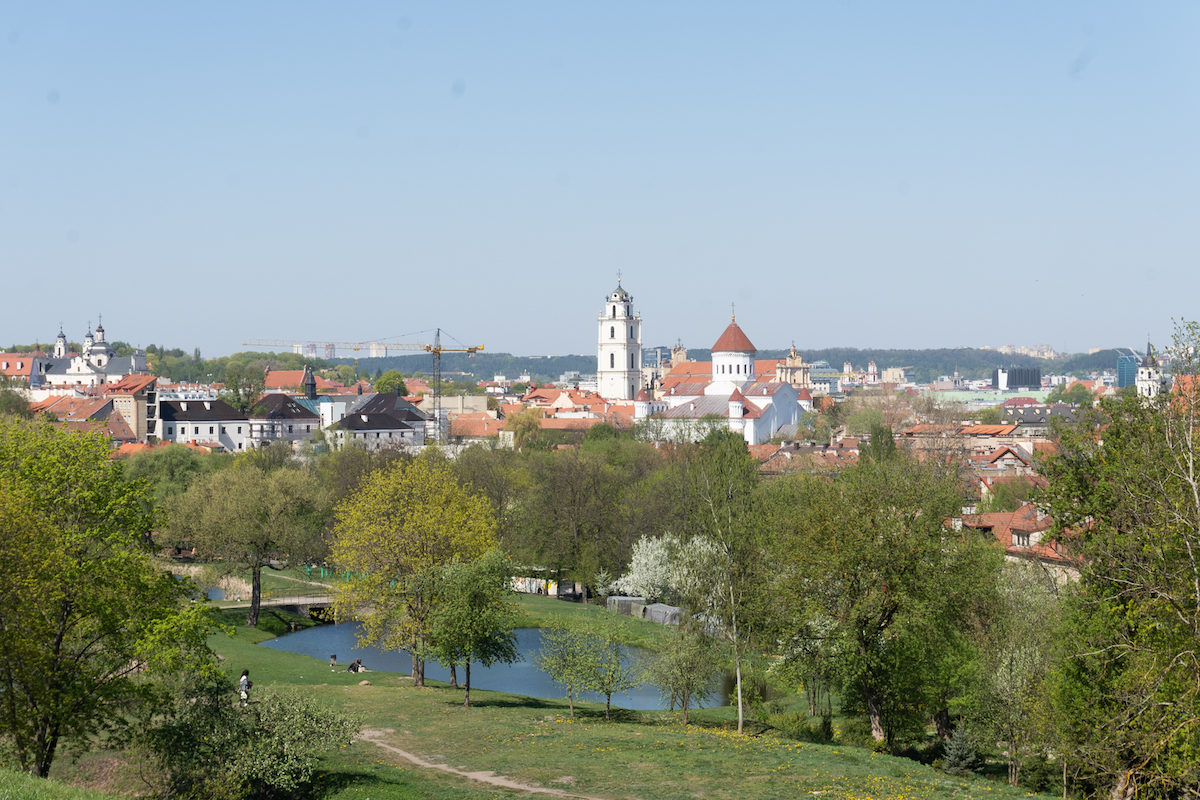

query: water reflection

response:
[261,623,722,711]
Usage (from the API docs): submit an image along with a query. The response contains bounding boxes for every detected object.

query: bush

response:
[768,711,835,744]
[942,725,983,777]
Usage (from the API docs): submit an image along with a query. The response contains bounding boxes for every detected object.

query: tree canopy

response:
[331,451,497,685]
[0,420,210,777]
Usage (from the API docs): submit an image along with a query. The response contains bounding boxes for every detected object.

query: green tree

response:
[975,406,1003,425]
[767,454,999,746]
[429,549,521,707]
[330,452,497,686]
[1038,322,1200,798]
[375,370,408,395]
[0,421,210,778]
[1045,381,1093,405]
[645,626,723,725]
[0,382,31,419]
[962,561,1060,786]
[537,626,595,718]
[121,443,231,507]
[584,617,640,721]
[142,674,359,800]
[507,406,543,451]
[678,428,766,734]
[166,464,328,626]
[221,360,267,412]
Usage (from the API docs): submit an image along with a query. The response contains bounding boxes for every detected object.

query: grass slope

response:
[0,768,123,800]
[204,598,1053,800]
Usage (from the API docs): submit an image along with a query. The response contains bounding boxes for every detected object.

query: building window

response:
[629,353,634,368]
[306,425,311,432]
[167,426,174,435]
[610,326,614,339]
[611,305,616,317]
[209,426,214,434]
[237,426,242,434]
[220,426,226,434]
[193,427,199,435]
[629,325,633,339]
[1014,532,1030,547]
[610,353,615,368]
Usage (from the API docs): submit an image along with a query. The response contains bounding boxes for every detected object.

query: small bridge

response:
[221,594,334,609]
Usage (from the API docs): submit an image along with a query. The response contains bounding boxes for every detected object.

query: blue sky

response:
[3,3,1198,358]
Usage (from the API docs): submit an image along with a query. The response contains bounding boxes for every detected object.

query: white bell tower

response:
[597,279,642,400]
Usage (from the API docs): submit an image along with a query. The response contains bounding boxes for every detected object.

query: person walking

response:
[239,669,252,706]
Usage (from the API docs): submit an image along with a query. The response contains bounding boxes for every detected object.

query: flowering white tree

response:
[614,534,675,602]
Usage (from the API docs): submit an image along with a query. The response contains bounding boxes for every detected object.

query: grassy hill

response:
[26,597,1060,800]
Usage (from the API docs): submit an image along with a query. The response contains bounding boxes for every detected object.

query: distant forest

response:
[5,340,1127,387]
[335,346,1128,386]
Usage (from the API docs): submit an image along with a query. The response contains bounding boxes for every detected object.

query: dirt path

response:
[270,573,334,589]
[359,729,610,800]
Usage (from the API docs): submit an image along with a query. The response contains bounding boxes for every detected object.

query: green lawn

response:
[1,768,123,800]
[199,603,1055,800]
[28,599,1056,800]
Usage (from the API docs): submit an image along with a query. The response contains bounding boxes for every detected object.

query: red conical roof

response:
[712,320,756,353]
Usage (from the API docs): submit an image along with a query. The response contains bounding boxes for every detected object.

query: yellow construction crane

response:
[242,330,483,443]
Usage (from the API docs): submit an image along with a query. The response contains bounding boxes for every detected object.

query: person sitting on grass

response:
[346,658,366,673]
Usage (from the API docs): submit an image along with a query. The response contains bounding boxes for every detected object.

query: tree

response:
[0,382,31,419]
[221,360,267,413]
[678,428,766,734]
[429,549,521,707]
[374,370,408,395]
[584,617,640,721]
[1038,322,1200,798]
[766,452,1000,746]
[615,534,675,602]
[166,464,328,626]
[537,626,595,718]
[1045,381,1093,406]
[645,626,723,725]
[507,406,544,451]
[330,452,496,686]
[0,421,210,778]
[962,561,1060,786]
[121,442,231,507]
[142,674,359,800]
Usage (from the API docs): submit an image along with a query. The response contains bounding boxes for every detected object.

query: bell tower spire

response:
[596,280,643,400]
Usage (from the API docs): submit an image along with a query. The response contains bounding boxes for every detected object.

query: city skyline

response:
[4,3,1197,357]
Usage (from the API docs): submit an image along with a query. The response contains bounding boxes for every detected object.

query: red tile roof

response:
[711,320,756,353]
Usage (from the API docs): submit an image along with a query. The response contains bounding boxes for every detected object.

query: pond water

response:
[261,623,723,711]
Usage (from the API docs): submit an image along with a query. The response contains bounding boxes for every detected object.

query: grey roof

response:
[159,399,248,422]
[330,412,415,432]
[355,392,431,422]
[250,393,320,421]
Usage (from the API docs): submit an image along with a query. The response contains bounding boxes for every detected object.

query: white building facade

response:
[596,282,642,401]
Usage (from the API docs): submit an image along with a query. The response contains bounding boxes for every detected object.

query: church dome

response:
[712,320,756,354]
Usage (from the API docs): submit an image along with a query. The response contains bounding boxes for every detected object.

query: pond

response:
[261,623,724,711]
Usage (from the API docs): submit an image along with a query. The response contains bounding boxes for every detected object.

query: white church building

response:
[596,281,643,401]
[653,317,801,445]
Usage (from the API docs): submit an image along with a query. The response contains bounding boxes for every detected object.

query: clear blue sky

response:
[3,3,1197,358]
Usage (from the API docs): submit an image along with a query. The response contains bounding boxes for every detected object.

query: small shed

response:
[606,595,645,617]
[643,603,684,626]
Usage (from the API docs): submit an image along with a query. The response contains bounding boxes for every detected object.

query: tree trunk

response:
[463,661,471,707]
[247,565,262,627]
[1009,756,1020,787]
[735,658,744,734]
[605,692,612,721]
[34,720,59,778]
[449,663,458,688]
[413,656,425,687]
[682,688,691,725]
[864,685,886,743]
[1109,770,1134,800]
[932,708,952,740]
[568,688,575,718]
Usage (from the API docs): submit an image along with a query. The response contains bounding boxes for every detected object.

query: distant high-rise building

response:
[1116,350,1140,388]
